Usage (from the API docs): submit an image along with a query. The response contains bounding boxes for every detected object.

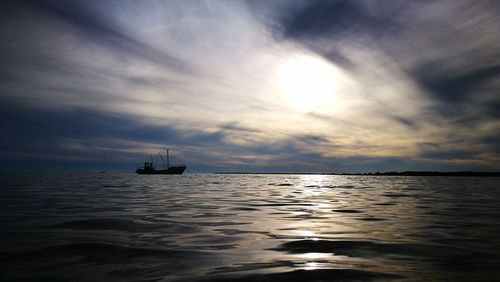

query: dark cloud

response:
[278,0,401,40]
[269,0,411,68]
[1,104,162,146]
[413,63,500,125]
[419,150,479,160]
[390,115,419,130]
[416,148,497,170]
[0,101,226,170]
[413,64,500,103]
[480,133,500,155]
[218,122,263,134]
[417,142,441,151]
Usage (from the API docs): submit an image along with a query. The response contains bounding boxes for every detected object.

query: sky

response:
[1,0,500,172]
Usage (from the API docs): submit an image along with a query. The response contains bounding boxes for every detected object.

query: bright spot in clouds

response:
[278,55,337,112]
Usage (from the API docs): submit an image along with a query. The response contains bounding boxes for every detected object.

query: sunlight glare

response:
[278,55,337,112]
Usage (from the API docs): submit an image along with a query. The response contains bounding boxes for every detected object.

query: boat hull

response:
[136,165,186,175]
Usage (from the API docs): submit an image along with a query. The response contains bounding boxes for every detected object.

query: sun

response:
[277,55,337,112]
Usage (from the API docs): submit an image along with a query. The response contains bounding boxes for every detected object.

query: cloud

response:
[266,0,500,167]
[1,0,499,171]
[414,65,500,103]
[278,0,402,40]
[20,0,194,74]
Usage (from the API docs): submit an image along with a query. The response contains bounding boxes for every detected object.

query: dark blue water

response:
[1,173,499,281]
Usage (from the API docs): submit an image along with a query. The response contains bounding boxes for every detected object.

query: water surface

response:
[1,173,499,281]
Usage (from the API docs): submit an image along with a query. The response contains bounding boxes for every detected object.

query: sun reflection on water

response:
[303,261,319,270]
[297,252,333,260]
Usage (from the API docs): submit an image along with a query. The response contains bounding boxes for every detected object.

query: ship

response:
[136,149,186,175]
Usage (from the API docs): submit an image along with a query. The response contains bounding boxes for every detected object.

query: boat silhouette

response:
[136,149,186,175]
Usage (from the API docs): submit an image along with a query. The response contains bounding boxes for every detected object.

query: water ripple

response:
[0,173,499,281]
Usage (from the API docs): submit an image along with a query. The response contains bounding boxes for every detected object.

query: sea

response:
[1,173,499,282]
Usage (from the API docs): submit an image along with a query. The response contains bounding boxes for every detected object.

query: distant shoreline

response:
[215,171,500,177]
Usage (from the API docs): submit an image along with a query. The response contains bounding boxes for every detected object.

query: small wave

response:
[197,268,401,281]
[102,184,133,188]
[214,228,270,236]
[332,209,363,213]
[355,217,386,221]
[3,242,203,263]
[337,185,356,189]
[272,239,475,258]
[208,261,295,275]
[321,185,361,189]
[382,193,411,198]
[375,202,399,206]
[47,218,199,233]
[230,207,259,211]
[254,203,316,207]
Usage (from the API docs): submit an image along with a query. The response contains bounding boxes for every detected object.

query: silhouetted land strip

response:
[216,171,500,177]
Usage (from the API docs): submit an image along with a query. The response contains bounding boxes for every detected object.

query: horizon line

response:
[214,171,500,177]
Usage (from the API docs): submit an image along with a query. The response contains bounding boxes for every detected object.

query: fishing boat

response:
[136,149,186,175]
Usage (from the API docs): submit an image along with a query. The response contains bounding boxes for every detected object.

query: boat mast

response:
[154,152,161,169]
